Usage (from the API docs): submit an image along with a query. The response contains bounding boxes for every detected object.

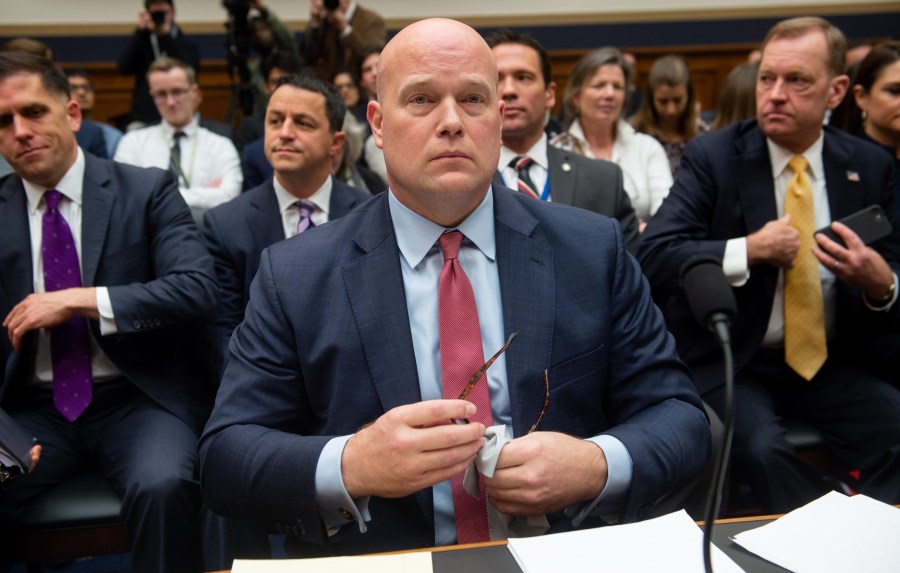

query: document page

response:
[507,509,744,573]
[232,552,432,573]
[732,491,900,573]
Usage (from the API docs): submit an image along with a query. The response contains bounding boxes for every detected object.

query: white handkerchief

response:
[462,424,550,540]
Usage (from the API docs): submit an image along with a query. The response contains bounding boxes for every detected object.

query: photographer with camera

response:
[303,0,384,82]
[118,0,200,130]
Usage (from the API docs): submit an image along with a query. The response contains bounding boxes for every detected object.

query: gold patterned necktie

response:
[783,155,827,380]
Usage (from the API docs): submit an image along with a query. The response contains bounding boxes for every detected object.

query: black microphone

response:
[680,254,737,347]
[679,254,736,573]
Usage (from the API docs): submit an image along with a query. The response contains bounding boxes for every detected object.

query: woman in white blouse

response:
[551,47,672,228]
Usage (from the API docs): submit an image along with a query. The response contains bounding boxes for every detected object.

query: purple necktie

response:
[42,190,92,422]
[296,200,316,236]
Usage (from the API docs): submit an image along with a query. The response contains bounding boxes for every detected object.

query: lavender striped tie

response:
[296,200,316,235]
[42,190,92,422]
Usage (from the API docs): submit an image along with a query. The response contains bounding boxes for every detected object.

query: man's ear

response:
[367,100,384,149]
[827,74,850,111]
[545,81,557,111]
[330,130,347,157]
[66,99,83,133]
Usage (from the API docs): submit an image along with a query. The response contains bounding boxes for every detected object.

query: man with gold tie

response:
[640,16,900,513]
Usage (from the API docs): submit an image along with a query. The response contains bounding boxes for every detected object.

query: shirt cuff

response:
[863,272,899,312]
[314,435,371,536]
[567,435,633,526]
[723,237,750,286]
[95,287,118,335]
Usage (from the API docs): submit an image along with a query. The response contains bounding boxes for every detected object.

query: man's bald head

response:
[367,18,503,227]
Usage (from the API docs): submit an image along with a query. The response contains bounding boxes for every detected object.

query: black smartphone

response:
[815,204,893,247]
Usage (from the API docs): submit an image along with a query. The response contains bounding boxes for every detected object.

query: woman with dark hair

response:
[845,41,900,162]
[333,68,368,128]
[551,47,672,227]
[712,61,759,130]
[631,54,709,177]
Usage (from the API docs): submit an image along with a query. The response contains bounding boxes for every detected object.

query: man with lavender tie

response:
[0,52,219,572]
[202,73,370,379]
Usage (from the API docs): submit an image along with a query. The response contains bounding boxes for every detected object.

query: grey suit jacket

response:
[202,178,371,376]
[494,145,640,253]
[0,156,219,431]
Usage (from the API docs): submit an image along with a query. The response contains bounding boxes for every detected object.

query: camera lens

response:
[151,10,166,25]
[323,0,340,11]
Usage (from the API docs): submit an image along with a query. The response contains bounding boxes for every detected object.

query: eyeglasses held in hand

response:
[452,331,551,434]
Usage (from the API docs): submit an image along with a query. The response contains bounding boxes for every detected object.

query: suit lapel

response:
[329,180,362,219]
[822,130,863,220]
[247,181,286,247]
[493,189,555,436]
[80,155,114,287]
[734,128,777,236]
[0,176,33,304]
[546,145,576,206]
[340,195,430,523]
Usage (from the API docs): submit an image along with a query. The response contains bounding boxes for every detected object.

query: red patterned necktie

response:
[437,230,492,543]
[511,155,540,199]
[42,190,93,421]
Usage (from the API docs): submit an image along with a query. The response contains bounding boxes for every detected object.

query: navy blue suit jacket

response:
[199,185,709,555]
[0,155,219,431]
[202,178,370,376]
[639,120,900,396]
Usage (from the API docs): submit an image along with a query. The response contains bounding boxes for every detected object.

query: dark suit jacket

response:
[302,4,385,81]
[0,155,219,432]
[75,121,108,159]
[638,120,900,396]
[202,178,370,376]
[199,186,709,555]
[242,138,271,191]
[494,145,641,253]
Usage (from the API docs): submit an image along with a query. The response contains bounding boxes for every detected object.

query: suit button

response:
[133,320,141,329]
[153,318,162,327]
[339,507,353,521]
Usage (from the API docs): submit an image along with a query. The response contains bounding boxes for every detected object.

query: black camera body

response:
[150,10,167,25]
[323,0,340,11]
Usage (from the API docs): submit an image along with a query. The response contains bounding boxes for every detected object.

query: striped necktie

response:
[510,156,540,199]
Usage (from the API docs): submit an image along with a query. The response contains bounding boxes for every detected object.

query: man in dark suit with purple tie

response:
[202,74,370,377]
[0,52,218,572]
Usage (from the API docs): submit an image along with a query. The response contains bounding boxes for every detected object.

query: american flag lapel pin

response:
[846,170,860,182]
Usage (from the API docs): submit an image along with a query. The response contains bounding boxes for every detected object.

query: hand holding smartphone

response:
[814,205,893,247]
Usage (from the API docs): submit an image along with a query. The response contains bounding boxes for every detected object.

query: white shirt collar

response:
[160,116,198,139]
[273,173,333,218]
[388,186,496,270]
[499,133,548,172]
[24,147,85,214]
[345,1,358,21]
[767,132,825,181]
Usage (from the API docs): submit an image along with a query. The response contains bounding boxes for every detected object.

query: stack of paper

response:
[507,509,744,572]
[732,491,900,573]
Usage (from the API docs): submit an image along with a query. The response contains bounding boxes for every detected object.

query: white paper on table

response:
[732,491,900,573]
[507,509,744,573]
[231,552,432,573]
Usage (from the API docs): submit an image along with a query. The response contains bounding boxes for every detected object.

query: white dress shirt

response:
[22,148,122,387]
[499,133,551,201]
[273,175,333,239]
[552,119,673,223]
[114,118,242,211]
